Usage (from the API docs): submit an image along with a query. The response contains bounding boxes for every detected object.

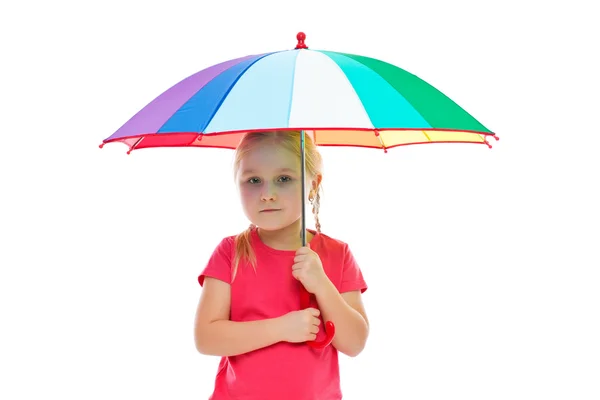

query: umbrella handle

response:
[299,285,335,349]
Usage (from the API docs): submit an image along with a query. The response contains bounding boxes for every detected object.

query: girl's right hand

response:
[278,308,321,343]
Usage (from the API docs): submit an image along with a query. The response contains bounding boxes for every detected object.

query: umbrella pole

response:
[298,129,336,350]
[300,130,307,247]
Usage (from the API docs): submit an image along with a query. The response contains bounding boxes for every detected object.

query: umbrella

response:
[100,32,498,349]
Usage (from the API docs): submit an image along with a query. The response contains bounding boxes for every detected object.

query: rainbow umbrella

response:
[101,32,498,349]
[102,33,497,153]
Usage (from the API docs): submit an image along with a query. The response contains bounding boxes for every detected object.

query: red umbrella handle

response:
[299,285,335,349]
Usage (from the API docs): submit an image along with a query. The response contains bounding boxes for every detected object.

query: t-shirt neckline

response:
[251,226,320,255]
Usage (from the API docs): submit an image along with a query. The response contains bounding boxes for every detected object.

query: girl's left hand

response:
[292,246,329,295]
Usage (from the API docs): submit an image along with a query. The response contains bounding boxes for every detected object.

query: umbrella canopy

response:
[101,33,497,153]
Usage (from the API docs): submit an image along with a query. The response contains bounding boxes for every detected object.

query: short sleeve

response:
[340,243,368,293]
[198,237,233,287]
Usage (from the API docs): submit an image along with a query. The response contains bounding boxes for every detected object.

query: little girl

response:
[194,130,369,399]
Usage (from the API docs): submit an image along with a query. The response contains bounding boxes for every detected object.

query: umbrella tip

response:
[99,143,105,149]
[296,32,308,49]
[484,134,499,148]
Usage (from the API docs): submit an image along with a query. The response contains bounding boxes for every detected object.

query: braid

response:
[312,190,321,233]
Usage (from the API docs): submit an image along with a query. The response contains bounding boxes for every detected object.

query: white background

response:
[1,0,599,399]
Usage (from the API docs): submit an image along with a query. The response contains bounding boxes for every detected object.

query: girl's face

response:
[236,142,314,232]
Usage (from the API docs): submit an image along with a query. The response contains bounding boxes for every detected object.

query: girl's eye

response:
[278,176,292,183]
[248,178,261,184]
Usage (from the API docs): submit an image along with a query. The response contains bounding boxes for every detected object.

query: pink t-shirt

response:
[198,228,367,400]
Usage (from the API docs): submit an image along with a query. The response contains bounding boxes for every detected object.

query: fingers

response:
[293,254,307,264]
[308,315,320,339]
[307,307,320,318]
[295,246,311,255]
[291,261,304,270]
[292,267,307,282]
[284,308,322,343]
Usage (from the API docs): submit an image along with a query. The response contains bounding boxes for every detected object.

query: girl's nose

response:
[260,185,276,202]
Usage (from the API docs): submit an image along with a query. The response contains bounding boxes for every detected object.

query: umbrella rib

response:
[480,133,494,148]
[284,51,300,127]
[188,134,202,146]
[374,129,388,153]
[127,137,144,154]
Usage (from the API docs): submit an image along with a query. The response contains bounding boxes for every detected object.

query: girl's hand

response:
[277,308,321,343]
[292,246,329,295]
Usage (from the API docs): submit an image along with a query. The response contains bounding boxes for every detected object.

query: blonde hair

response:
[232,130,323,280]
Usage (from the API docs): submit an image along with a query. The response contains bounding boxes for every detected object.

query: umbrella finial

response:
[296,32,308,49]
